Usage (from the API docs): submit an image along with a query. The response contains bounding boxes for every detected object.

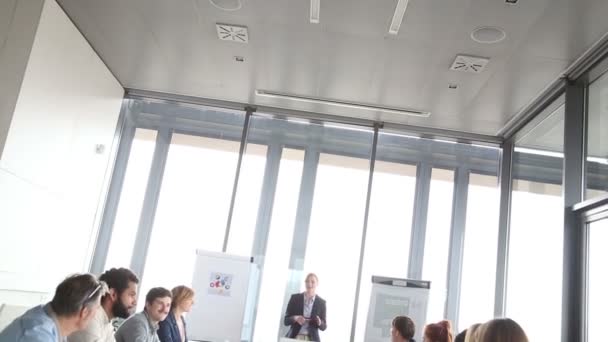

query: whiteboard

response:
[364,276,430,342]
[187,250,253,342]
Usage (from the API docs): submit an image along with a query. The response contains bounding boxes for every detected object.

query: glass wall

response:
[458,173,500,331]
[507,103,565,342]
[587,216,608,342]
[138,133,244,305]
[353,132,417,342]
[586,71,608,199]
[252,148,305,342]
[105,128,157,269]
[97,98,503,341]
[423,168,455,323]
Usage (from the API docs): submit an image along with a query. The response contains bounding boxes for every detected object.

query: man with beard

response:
[68,268,139,342]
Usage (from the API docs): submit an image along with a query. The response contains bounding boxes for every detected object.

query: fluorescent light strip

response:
[256,89,430,117]
[310,0,320,23]
[588,156,608,165]
[389,0,410,34]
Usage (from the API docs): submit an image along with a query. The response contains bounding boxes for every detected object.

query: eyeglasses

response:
[83,280,107,306]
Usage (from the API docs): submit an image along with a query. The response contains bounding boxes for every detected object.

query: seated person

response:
[424,320,453,342]
[158,286,195,342]
[477,318,528,342]
[0,273,104,342]
[115,287,171,342]
[391,315,416,342]
[68,267,139,342]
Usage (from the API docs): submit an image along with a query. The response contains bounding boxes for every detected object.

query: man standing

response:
[68,268,139,342]
[0,273,103,342]
[114,288,171,342]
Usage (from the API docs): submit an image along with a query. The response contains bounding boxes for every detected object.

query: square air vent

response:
[450,55,490,73]
[216,23,249,43]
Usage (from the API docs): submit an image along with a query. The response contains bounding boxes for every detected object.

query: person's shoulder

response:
[18,306,55,330]
[315,295,326,304]
[116,312,145,331]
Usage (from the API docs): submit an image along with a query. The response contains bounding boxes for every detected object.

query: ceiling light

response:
[388,0,410,35]
[310,0,320,24]
[209,0,242,11]
[471,26,506,44]
[256,89,430,117]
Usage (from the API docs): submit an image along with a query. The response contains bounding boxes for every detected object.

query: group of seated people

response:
[390,315,528,342]
[0,268,195,342]
[1,269,529,342]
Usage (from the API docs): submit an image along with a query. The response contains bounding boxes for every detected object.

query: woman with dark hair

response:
[423,320,453,342]
[391,315,416,342]
[158,285,195,342]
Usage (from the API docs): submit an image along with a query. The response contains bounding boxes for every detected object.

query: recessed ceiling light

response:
[310,0,320,24]
[256,89,430,117]
[471,26,506,44]
[208,0,242,11]
[388,0,410,35]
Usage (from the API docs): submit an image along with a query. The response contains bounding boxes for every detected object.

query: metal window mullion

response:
[247,143,283,341]
[562,80,585,342]
[350,125,379,342]
[494,139,514,317]
[408,163,432,280]
[445,168,470,326]
[129,128,172,279]
[223,108,254,252]
[89,103,136,275]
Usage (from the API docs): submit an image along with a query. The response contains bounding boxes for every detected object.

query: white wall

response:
[0,0,124,305]
[0,0,44,157]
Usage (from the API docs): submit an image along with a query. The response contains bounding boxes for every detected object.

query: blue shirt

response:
[0,304,63,342]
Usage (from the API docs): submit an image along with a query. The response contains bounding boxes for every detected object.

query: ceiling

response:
[55,0,608,136]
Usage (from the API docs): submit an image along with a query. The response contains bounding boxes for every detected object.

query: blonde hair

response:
[305,273,318,283]
[477,318,528,342]
[171,285,195,310]
[464,323,482,342]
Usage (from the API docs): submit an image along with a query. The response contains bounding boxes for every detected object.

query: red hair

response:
[424,320,453,342]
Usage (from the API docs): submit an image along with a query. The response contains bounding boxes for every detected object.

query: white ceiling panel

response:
[54,0,608,136]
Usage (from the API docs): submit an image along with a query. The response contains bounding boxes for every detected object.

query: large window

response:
[303,152,371,342]
[252,148,305,342]
[587,216,608,342]
[97,99,505,342]
[353,139,417,342]
[105,128,157,270]
[586,71,608,199]
[458,173,499,331]
[226,143,268,257]
[423,168,455,323]
[138,134,243,304]
[507,101,564,342]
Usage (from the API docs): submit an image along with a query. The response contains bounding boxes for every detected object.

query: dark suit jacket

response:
[157,312,187,342]
[284,293,327,342]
